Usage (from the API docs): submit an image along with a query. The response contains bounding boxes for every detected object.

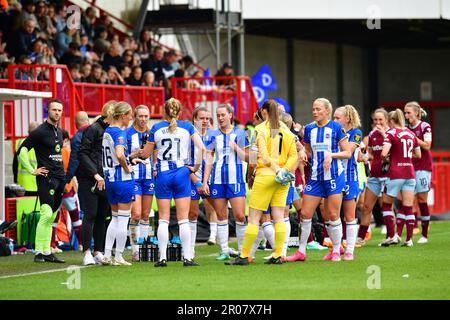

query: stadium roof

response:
[242,0,450,20]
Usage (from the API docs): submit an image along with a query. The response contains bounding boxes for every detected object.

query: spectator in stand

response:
[69,63,82,82]
[187,69,204,89]
[141,45,164,83]
[214,62,234,88]
[110,34,124,54]
[183,55,199,77]
[122,36,138,52]
[8,18,36,60]
[54,4,67,33]
[102,41,123,71]
[85,63,103,83]
[0,61,13,79]
[35,42,57,65]
[118,63,131,80]
[29,37,45,62]
[81,7,96,43]
[137,27,152,60]
[93,25,110,57]
[5,1,22,34]
[35,0,56,40]
[55,26,78,59]
[60,42,83,67]
[81,61,92,80]
[132,52,141,67]
[126,65,142,86]
[162,49,179,78]
[47,3,57,30]
[80,38,100,63]
[19,0,38,31]
[142,71,156,87]
[106,65,125,85]
[122,49,134,67]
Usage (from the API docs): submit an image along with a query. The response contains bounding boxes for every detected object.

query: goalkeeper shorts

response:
[249,174,290,211]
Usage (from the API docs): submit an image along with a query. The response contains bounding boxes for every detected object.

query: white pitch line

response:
[0,265,91,280]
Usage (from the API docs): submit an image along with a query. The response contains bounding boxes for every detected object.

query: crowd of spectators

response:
[0,0,235,95]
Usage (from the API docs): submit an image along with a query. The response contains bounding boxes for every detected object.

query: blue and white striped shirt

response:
[190,127,214,182]
[149,120,196,173]
[102,126,134,182]
[207,126,249,184]
[342,127,362,183]
[126,126,153,181]
[304,121,347,181]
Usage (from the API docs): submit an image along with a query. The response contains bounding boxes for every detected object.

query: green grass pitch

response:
[1,221,450,300]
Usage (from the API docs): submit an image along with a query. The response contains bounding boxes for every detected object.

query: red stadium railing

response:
[171,76,258,125]
[3,64,164,141]
[74,82,164,118]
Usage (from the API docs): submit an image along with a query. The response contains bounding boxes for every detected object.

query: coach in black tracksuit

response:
[18,99,66,263]
[77,103,114,265]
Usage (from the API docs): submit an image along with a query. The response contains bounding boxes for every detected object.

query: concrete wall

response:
[378,48,450,103]
[293,40,338,124]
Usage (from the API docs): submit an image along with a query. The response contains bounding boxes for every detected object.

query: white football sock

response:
[346,220,358,255]
[179,219,192,260]
[217,220,229,254]
[139,219,150,240]
[282,217,291,256]
[262,221,275,249]
[157,220,169,261]
[209,222,217,239]
[129,219,139,254]
[327,219,343,254]
[115,211,131,261]
[250,226,264,258]
[104,214,118,259]
[298,219,312,254]
[189,219,197,253]
[235,220,247,253]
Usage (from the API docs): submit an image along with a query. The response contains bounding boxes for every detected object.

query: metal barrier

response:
[3,64,165,144]
[171,76,258,125]
[75,82,164,118]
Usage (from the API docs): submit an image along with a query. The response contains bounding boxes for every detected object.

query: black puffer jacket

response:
[77,116,109,179]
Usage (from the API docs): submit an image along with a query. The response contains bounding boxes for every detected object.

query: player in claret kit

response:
[333,105,363,261]
[357,108,390,246]
[286,98,351,263]
[404,102,433,244]
[379,109,421,247]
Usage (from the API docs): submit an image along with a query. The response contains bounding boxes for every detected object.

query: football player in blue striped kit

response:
[142,98,205,267]
[101,102,135,266]
[203,103,250,261]
[287,98,351,263]
[333,105,363,261]
[126,105,154,261]
[188,107,215,258]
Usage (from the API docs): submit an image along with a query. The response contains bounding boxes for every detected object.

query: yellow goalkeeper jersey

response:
[254,120,298,176]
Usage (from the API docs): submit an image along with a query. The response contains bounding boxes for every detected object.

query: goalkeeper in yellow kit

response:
[226,99,302,265]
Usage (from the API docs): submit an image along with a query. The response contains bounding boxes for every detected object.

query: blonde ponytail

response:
[102,100,118,118]
[405,101,427,119]
[389,109,406,128]
[336,105,361,128]
[164,98,182,133]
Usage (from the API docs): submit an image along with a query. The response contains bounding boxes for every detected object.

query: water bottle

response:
[8,240,14,255]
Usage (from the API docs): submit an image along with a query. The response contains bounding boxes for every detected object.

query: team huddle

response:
[94,97,432,267]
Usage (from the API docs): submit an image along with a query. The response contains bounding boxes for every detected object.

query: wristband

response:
[195,181,203,188]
